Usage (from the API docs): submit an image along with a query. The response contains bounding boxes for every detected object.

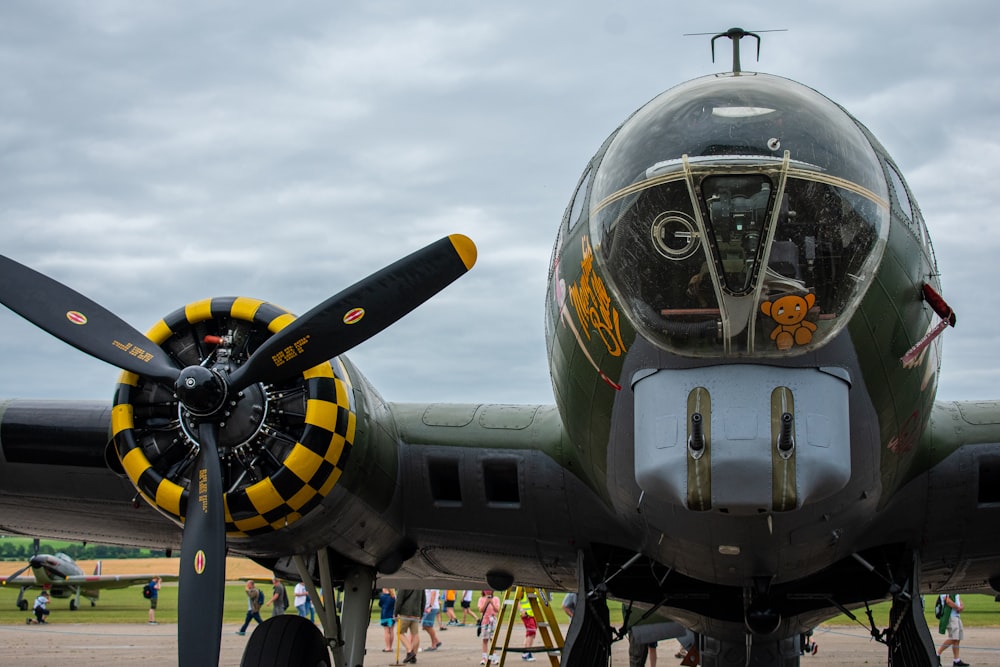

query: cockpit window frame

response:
[589,155,889,358]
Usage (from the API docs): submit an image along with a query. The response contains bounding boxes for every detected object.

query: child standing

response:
[477,590,501,665]
[519,597,537,661]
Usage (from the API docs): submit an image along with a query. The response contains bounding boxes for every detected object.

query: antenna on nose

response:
[684,27,787,73]
[713,27,758,73]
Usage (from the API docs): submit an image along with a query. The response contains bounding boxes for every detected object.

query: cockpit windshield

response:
[589,73,888,357]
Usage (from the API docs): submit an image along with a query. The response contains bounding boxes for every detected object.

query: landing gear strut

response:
[239,550,376,667]
[883,552,936,666]
[562,550,613,666]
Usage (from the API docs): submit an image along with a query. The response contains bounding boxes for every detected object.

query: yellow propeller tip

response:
[448,234,478,271]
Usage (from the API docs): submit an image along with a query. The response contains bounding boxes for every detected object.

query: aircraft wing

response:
[0,575,38,588]
[872,399,1000,594]
[0,399,184,549]
[62,573,178,589]
[5,394,1000,594]
[0,396,630,590]
[1,574,176,589]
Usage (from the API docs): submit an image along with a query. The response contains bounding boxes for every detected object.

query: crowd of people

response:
[376,588,551,664]
[390,588,498,664]
[21,573,983,666]
[230,584,979,667]
[233,585,549,664]
[228,582,550,664]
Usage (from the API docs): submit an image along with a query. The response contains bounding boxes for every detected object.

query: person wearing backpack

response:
[264,577,288,617]
[935,594,969,666]
[236,580,264,636]
[146,576,161,624]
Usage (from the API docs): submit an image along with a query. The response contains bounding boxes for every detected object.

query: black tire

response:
[18,600,28,612]
[70,599,78,611]
[240,615,330,667]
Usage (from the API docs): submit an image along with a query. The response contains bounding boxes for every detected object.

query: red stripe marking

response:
[343,308,365,325]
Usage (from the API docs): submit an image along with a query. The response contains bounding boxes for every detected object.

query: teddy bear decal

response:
[760,293,818,351]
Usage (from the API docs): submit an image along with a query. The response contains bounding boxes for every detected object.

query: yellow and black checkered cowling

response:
[111,297,357,537]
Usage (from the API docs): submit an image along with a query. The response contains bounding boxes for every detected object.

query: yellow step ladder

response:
[488,587,564,666]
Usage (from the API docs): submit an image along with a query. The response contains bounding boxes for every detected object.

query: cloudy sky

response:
[0,0,997,405]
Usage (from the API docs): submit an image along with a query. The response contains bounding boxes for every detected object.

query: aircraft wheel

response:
[70,599,78,611]
[18,600,28,611]
[240,615,329,667]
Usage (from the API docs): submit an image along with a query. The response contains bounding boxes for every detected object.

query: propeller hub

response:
[178,381,268,450]
[174,366,228,417]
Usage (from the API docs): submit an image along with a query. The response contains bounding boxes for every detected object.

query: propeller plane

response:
[1,547,177,612]
[0,28,989,667]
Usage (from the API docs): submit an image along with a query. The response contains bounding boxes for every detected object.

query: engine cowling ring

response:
[111,297,356,537]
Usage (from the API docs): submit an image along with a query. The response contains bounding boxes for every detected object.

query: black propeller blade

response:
[4,539,41,585]
[0,255,181,383]
[3,562,33,583]
[228,233,477,391]
[177,422,226,666]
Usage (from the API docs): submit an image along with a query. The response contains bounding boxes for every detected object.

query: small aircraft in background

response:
[1,545,176,611]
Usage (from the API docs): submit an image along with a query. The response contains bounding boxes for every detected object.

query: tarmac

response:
[2,621,999,666]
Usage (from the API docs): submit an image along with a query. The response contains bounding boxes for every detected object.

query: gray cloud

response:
[1,1,997,404]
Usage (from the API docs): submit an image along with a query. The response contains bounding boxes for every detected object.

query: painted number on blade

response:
[343,308,365,325]
[271,335,310,367]
[112,339,154,362]
[198,468,208,513]
[66,311,88,325]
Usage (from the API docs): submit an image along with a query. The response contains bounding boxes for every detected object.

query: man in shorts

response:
[444,589,461,625]
[936,593,970,666]
[395,589,425,664]
[461,590,480,625]
[147,576,161,624]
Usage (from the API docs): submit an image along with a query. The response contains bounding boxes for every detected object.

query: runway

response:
[3,622,999,665]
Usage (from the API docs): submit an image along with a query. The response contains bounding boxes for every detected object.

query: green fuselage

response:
[543,72,947,605]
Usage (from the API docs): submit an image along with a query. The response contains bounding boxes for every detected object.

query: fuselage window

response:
[886,161,929,250]
[887,162,913,222]
[568,166,593,229]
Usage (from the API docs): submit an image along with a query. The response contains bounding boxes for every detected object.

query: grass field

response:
[1,581,276,625]
[4,567,999,632]
[825,593,1000,629]
[0,556,274,625]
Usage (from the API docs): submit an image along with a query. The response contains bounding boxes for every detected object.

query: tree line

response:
[0,539,165,561]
